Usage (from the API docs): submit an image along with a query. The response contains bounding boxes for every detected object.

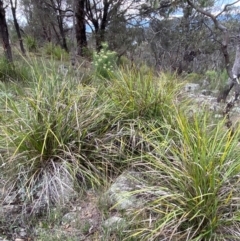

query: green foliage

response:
[0,60,115,210]
[2,57,239,240]
[205,70,218,81]
[82,46,93,60]
[118,56,133,68]
[0,64,182,215]
[93,42,117,79]
[205,69,228,90]
[126,110,240,240]
[43,43,69,61]
[106,67,181,120]
[0,57,31,82]
[24,35,38,52]
[185,72,203,83]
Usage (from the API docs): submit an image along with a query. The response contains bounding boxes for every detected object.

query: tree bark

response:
[0,0,13,62]
[75,0,87,56]
[95,0,110,51]
[57,13,68,52]
[10,0,25,55]
[186,0,240,102]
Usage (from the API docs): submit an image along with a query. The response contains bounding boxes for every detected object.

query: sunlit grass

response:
[104,67,182,120]
[1,55,238,240]
[0,58,125,213]
[126,110,240,240]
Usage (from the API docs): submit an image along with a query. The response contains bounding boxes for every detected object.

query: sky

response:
[215,0,240,10]
[5,0,240,27]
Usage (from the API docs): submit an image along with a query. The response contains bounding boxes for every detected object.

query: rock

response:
[19,229,27,238]
[0,237,10,241]
[61,212,79,226]
[202,79,210,87]
[201,89,212,96]
[184,83,200,93]
[105,171,171,212]
[58,64,68,76]
[103,216,126,232]
[232,106,240,114]
[105,171,146,211]
[61,211,94,232]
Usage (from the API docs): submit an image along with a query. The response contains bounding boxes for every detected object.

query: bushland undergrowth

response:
[0,54,240,240]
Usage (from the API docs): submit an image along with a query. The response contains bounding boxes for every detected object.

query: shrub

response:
[205,70,228,90]
[93,42,117,79]
[24,35,37,52]
[44,43,69,61]
[0,57,31,82]
[82,46,93,60]
[185,72,203,83]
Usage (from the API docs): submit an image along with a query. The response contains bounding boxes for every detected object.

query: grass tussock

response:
[0,59,124,211]
[104,67,182,120]
[126,110,240,241]
[1,54,240,241]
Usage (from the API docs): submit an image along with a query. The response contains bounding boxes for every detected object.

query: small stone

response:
[0,237,10,241]
[214,114,222,119]
[105,171,143,210]
[61,212,78,225]
[103,216,126,231]
[202,79,210,87]
[201,89,212,96]
[184,83,200,93]
[19,228,27,238]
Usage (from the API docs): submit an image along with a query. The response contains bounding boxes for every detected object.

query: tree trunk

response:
[95,0,110,52]
[75,0,87,56]
[0,0,13,62]
[95,30,102,52]
[10,0,25,55]
[186,0,240,102]
[57,13,68,52]
[217,35,240,102]
[42,25,51,42]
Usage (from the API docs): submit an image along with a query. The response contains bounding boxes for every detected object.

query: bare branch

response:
[186,0,227,31]
[216,0,240,18]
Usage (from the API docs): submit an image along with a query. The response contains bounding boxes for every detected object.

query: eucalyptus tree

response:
[41,0,73,52]
[9,0,25,55]
[21,0,55,42]
[182,0,240,102]
[0,0,13,62]
[82,0,142,51]
[75,0,87,55]
[21,0,72,50]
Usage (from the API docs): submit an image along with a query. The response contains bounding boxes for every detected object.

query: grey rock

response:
[61,212,79,225]
[105,171,144,211]
[19,228,27,238]
[0,238,10,241]
[58,64,68,76]
[103,216,126,232]
[184,83,200,93]
[232,107,240,114]
[105,171,172,212]
[214,114,223,119]
[201,89,212,96]
[202,79,210,87]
